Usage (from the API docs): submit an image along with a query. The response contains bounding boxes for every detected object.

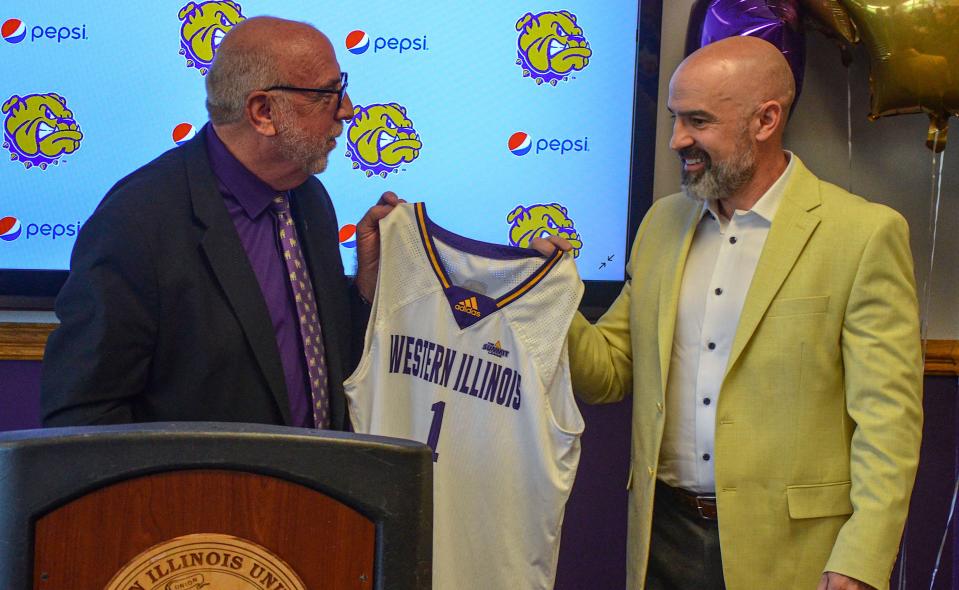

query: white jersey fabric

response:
[345,202,585,590]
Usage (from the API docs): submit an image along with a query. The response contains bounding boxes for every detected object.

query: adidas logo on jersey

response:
[482,340,510,358]
[455,296,482,317]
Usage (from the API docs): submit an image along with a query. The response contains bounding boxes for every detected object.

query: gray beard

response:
[276,125,335,176]
[274,105,341,176]
[680,145,757,203]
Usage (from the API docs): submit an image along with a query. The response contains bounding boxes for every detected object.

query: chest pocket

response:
[766,295,829,318]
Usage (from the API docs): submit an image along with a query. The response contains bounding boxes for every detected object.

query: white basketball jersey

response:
[345,203,584,590]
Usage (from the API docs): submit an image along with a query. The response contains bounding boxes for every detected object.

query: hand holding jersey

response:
[354,191,405,302]
[531,234,574,256]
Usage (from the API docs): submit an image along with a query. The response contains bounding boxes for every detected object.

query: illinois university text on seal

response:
[104,533,307,590]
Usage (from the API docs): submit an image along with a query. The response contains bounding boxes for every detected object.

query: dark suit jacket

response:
[41,127,368,429]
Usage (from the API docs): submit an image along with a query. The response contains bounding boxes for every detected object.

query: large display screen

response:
[1,1,646,288]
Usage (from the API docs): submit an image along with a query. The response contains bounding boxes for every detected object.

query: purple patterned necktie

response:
[271,194,330,429]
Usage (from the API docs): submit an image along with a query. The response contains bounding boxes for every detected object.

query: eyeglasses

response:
[264,72,349,111]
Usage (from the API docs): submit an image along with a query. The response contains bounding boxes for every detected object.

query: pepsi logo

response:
[345,30,369,55]
[171,123,196,146]
[1,18,26,44]
[508,132,532,156]
[339,224,357,248]
[508,132,591,156]
[0,216,22,241]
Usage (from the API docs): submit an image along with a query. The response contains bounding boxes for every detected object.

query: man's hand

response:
[817,572,874,590]
[530,235,573,257]
[354,191,404,302]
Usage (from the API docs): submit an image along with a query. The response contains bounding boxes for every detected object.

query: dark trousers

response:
[644,483,726,590]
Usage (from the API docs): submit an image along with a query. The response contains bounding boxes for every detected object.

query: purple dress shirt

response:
[205,125,313,427]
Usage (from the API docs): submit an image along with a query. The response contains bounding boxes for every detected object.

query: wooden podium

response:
[0,423,432,589]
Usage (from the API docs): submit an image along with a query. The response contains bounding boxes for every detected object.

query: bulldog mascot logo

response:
[178,0,246,75]
[345,103,422,178]
[507,202,583,257]
[515,10,592,86]
[2,93,82,170]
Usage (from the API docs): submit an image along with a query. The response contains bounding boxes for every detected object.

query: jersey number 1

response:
[427,401,446,462]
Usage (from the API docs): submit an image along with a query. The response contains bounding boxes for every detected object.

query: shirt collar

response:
[204,123,278,220]
[701,150,796,223]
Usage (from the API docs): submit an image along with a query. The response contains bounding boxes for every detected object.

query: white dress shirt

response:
[658,153,796,493]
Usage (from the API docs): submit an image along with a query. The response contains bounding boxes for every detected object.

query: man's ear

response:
[754,100,783,142]
[246,91,278,137]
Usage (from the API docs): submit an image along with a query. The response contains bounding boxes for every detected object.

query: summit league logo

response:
[483,341,510,358]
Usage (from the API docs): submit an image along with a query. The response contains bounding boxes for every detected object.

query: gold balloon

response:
[800,0,859,44]
[839,0,959,151]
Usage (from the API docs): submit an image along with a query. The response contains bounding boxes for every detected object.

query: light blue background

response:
[1,1,641,280]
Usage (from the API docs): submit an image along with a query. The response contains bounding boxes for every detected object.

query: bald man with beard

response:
[564,36,922,590]
[43,17,400,429]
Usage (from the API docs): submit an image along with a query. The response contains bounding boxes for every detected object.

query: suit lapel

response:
[658,201,704,395]
[724,159,822,377]
[183,128,292,424]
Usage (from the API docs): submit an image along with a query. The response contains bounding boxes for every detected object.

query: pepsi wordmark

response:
[0,216,82,242]
[345,29,428,55]
[1,18,87,44]
[508,131,590,156]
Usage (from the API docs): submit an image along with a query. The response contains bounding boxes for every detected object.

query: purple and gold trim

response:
[415,202,451,289]
[413,202,564,328]
[496,248,562,307]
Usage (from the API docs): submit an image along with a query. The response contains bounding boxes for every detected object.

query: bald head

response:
[673,36,794,124]
[667,36,795,208]
[206,16,337,125]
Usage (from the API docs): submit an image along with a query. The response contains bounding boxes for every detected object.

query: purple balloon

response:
[686,0,806,101]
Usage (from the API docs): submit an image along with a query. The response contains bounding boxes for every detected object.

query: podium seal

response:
[104,533,306,590]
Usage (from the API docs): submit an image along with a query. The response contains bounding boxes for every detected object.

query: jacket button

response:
[656,401,664,413]
[647,466,655,477]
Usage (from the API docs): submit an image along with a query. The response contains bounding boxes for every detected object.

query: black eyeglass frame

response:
[263,72,349,111]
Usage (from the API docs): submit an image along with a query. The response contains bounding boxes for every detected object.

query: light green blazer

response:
[568,157,923,590]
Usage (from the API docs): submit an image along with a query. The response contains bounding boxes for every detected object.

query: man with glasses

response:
[42,17,398,430]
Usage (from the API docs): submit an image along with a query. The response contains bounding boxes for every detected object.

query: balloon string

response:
[920,131,943,348]
[897,534,908,590]
[925,138,950,590]
[929,467,959,589]
[846,66,853,193]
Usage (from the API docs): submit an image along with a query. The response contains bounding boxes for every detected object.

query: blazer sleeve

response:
[41,193,158,426]
[825,209,923,588]
[565,201,665,404]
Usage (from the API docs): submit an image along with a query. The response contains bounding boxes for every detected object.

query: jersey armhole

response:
[544,340,585,438]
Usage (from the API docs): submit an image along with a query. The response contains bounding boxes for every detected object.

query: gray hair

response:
[205,41,284,125]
